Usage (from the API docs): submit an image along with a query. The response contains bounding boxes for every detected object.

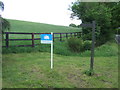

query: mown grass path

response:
[2,52,118,88]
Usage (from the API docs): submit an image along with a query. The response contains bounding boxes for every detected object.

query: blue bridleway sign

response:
[40,34,53,44]
[40,32,54,69]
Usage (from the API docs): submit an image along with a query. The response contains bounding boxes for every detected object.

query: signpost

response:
[40,32,53,69]
[80,21,96,71]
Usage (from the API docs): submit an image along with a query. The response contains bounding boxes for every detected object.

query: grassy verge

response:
[3,41,118,57]
[2,52,118,88]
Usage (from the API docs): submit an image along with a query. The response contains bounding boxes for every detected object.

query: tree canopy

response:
[70,2,120,45]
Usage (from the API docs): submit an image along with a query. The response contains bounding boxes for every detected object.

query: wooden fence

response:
[2,32,81,47]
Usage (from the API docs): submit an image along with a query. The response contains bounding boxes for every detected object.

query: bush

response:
[69,23,77,27]
[84,69,94,76]
[54,41,72,56]
[83,40,92,50]
[67,37,83,52]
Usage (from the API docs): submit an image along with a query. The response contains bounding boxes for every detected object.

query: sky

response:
[1,0,82,26]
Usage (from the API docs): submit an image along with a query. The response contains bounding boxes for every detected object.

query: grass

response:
[2,40,119,88]
[7,19,81,33]
[3,19,81,47]
[3,40,118,57]
[2,52,118,88]
[2,19,119,88]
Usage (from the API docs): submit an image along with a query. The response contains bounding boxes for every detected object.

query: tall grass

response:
[80,42,118,57]
[3,40,118,57]
[2,19,118,57]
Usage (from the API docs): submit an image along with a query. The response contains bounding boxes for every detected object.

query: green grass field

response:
[2,19,119,88]
[2,52,118,88]
[8,19,81,33]
[2,41,119,88]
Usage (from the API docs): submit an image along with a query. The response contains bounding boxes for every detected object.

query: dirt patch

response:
[67,73,88,88]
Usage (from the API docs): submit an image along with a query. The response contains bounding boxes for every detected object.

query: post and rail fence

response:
[2,32,81,48]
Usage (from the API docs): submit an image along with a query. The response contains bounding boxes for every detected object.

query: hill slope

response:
[7,19,81,33]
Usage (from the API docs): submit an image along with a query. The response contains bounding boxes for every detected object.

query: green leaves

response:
[70,2,116,45]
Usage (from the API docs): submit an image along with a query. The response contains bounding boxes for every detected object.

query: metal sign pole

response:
[51,32,53,69]
[40,32,53,69]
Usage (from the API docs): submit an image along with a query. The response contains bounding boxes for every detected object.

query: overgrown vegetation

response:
[2,19,118,88]
[67,37,83,52]
[3,40,118,57]
[69,2,120,45]
[67,37,92,53]
[1,1,119,88]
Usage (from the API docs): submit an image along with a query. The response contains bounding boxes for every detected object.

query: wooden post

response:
[6,33,9,48]
[66,33,68,39]
[32,33,34,47]
[74,32,76,37]
[53,33,54,42]
[77,32,80,38]
[70,33,72,37]
[90,21,95,70]
[60,33,62,41]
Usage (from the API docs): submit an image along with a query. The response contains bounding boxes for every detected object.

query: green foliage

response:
[109,2,120,29]
[69,23,77,27]
[2,41,73,56]
[67,37,83,52]
[83,40,92,50]
[54,41,72,56]
[84,69,94,76]
[80,42,118,57]
[114,28,120,34]
[82,33,92,40]
[3,41,118,57]
[70,2,116,45]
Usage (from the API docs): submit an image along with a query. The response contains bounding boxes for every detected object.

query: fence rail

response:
[2,32,81,47]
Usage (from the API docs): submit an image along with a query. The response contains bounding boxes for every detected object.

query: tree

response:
[0,1,10,33]
[69,23,77,27]
[110,2,120,30]
[70,2,114,45]
[103,2,120,29]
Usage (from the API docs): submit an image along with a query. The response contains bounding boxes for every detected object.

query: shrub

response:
[84,69,94,76]
[69,23,77,27]
[83,40,92,50]
[54,41,72,56]
[67,37,83,52]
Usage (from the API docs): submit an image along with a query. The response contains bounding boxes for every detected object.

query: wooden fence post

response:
[53,33,54,42]
[32,33,34,47]
[70,33,72,37]
[6,33,9,48]
[60,33,62,41]
[66,33,68,39]
[74,32,76,37]
[77,32,80,38]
